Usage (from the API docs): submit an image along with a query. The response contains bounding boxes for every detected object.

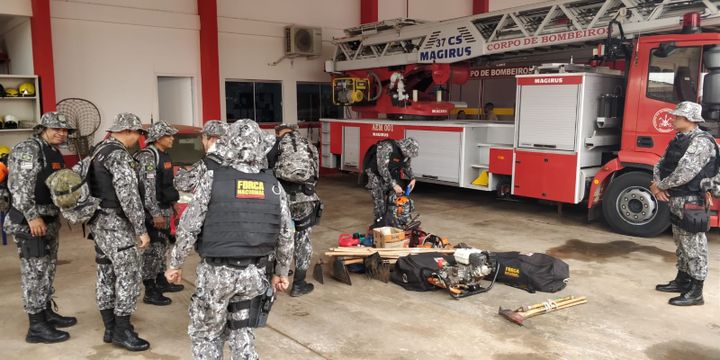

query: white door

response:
[157,76,194,126]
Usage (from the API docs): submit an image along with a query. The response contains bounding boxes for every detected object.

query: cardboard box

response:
[373,227,406,248]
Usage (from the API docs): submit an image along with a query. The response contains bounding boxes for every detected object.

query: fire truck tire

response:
[602,171,670,237]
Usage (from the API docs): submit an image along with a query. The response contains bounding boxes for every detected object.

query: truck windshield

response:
[647,46,701,104]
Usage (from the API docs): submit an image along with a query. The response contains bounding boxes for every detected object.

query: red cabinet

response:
[513,151,578,203]
[489,148,513,175]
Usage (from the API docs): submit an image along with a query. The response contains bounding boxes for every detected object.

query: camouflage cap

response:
[107,112,147,133]
[396,137,419,158]
[145,121,178,143]
[211,119,275,167]
[669,101,704,123]
[201,120,228,138]
[33,112,76,135]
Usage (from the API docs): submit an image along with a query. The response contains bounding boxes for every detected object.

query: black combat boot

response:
[290,269,314,297]
[142,280,172,306]
[656,270,691,293]
[100,309,115,343]
[669,278,704,306]
[45,300,77,328]
[26,312,70,344]
[156,272,184,293]
[112,315,149,352]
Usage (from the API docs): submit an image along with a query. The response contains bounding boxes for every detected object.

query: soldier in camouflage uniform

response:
[652,102,717,307]
[269,124,320,297]
[365,138,419,224]
[174,120,228,194]
[166,120,293,360]
[135,121,182,306]
[4,112,77,344]
[88,113,152,351]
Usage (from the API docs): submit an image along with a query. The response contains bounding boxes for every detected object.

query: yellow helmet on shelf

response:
[5,88,18,97]
[0,145,10,157]
[18,82,35,97]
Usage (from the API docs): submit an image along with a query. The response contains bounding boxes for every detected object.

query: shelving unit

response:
[0,75,40,147]
[462,123,514,191]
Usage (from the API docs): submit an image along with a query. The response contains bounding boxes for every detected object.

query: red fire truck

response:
[320,0,720,237]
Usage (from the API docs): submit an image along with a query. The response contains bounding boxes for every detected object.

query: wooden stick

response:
[521,298,587,318]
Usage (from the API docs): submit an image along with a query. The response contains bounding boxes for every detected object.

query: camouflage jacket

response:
[169,163,295,277]
[376,140,414,187]
[5,135,60,225]
[94,138,147,236]
[653,127,717,192]
[135,144,170,218]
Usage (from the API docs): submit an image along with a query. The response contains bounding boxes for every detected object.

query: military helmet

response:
[45,169,84,209]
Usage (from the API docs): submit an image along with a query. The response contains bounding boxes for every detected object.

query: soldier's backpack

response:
[274,132,317,184]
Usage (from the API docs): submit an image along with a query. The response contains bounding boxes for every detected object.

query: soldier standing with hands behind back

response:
[651,101,717,307]
[5,112,77,344]
[166,120,294,360]
[88,113,152,351]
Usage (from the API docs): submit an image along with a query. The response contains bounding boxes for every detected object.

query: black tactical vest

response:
[202,155,222,171]
[88,142,126,209]
[659,130,719,197]
[199,168,281,258]
[34,138,65,205]
[368,140,406,182]
[139,147,179,208]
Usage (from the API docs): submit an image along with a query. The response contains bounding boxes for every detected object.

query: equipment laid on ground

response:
[429,248,499,298]
[498,295,587,326]
[321,1,720,237]
[491,252,569,293]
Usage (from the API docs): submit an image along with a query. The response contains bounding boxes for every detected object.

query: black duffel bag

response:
[391,252,455,291]
[491,252,569,293]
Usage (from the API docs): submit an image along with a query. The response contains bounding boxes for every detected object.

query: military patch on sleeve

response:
[146,164,155,172]
[20,162,33,170]
[236,179,265,199]
[21,153,33,161]
[163,161,172,170]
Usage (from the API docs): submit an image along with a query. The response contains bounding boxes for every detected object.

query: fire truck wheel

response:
[602,171,670,237]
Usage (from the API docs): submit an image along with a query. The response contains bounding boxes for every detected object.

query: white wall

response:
[380,0,473,21]
[50,0,200,141]
[0,0,32,17]
[158,76,195,126]
[1,17,33,75]
[489,0,548,12]
[217,0,358,124]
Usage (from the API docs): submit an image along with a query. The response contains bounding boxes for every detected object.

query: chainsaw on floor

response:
[428,248,499,299]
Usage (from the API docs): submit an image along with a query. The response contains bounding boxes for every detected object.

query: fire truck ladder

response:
[328,0,720,72]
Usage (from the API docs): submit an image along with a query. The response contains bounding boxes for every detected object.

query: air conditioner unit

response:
[284,25,322,57]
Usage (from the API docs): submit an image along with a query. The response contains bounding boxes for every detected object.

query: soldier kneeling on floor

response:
[5,112,77,344]
[166,119,294,359]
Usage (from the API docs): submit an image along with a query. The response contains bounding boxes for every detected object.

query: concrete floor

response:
[0,174,718,360]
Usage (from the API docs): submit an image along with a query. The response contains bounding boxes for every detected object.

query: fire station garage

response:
[0,0,718,359]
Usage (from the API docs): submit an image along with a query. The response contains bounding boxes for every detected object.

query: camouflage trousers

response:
[669,195,709,280]
[293,227,313,272]
[141,223,170,280]
[90,211,142,316]
[13,220,61,314]
[189,261,269,360]
[366,173,390,221]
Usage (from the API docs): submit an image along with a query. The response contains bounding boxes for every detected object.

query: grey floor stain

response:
[645,340,720,360]
[547,239,675,263]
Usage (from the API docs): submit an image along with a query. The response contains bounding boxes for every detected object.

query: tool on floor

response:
[364,252,390,283]
[428,248,499,298]
[498,295,588,326]
[331,256,352,285]
[312,259,325,284]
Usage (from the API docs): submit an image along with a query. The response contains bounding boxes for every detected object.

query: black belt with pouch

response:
[15,232,49,258]
[678,202,711,233]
